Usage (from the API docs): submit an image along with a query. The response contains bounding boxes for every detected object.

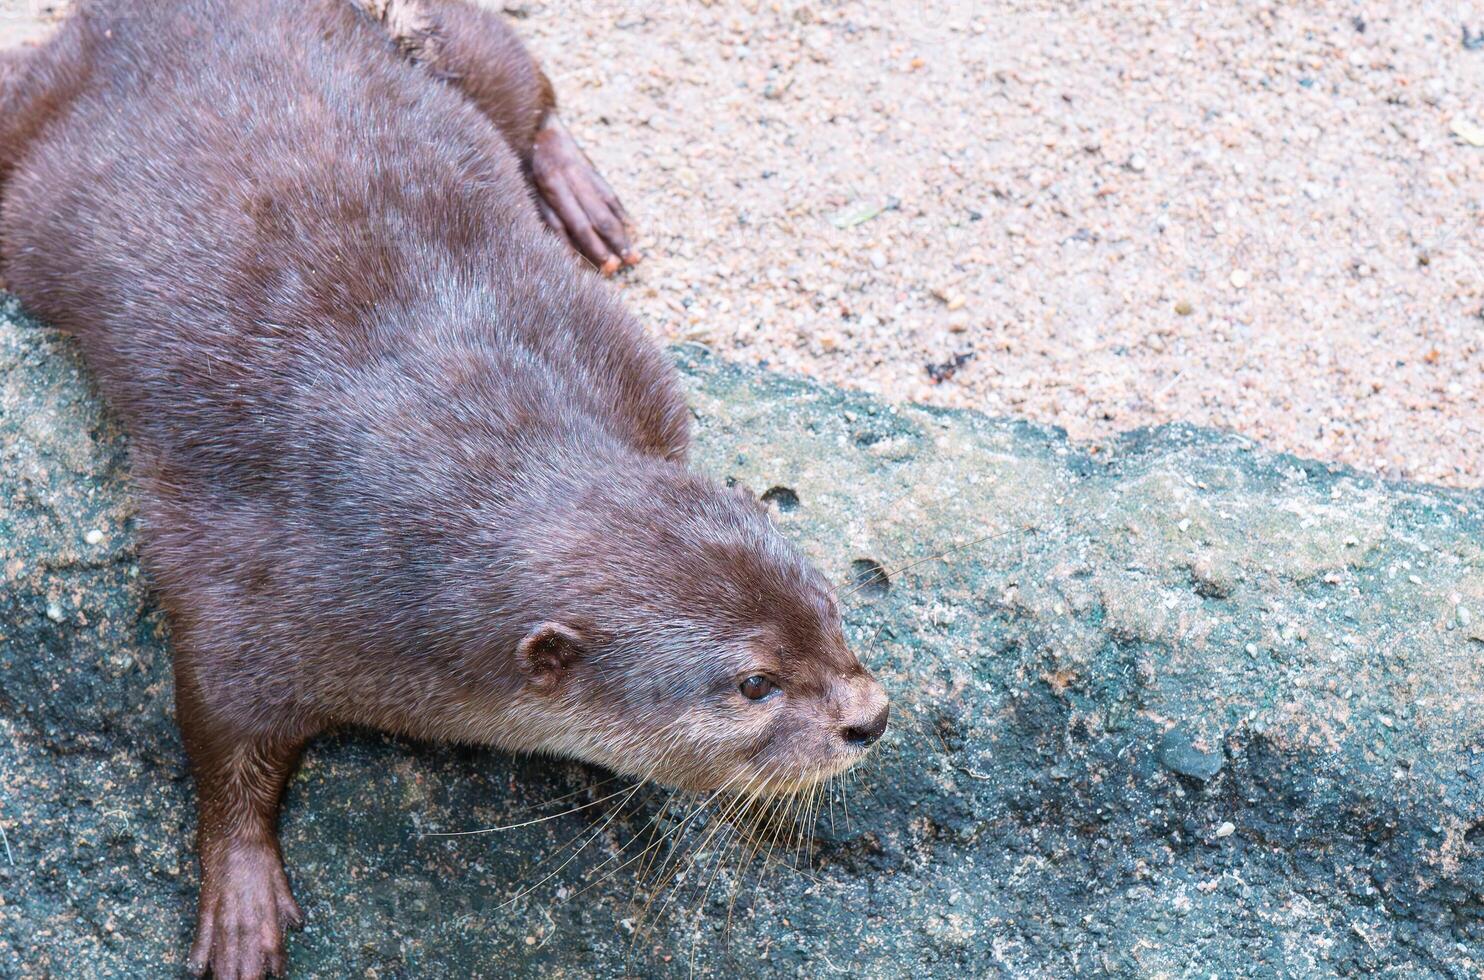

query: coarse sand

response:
[4,1,1482,487]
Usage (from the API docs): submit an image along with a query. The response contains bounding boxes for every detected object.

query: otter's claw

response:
[530,115,639,276]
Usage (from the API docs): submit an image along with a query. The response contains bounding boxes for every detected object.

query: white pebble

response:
[1215,821,1235,838]
[84,529,104,545]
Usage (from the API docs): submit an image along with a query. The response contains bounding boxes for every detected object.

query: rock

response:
[827,198,893,230]
[1449,115,1484,147]
[1187,553,1239,599]
[1158,724,1225,781]
[3,297,1483,976]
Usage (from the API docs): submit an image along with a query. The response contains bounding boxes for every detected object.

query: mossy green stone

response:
[3,299,1481,977]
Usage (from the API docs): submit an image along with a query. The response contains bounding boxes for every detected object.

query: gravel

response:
[4,0,1482,486]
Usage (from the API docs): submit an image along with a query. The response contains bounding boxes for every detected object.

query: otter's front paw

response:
[187,843,303,979]
[530,115,640,276]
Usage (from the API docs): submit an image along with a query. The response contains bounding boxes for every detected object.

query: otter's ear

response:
[516,623,584,693]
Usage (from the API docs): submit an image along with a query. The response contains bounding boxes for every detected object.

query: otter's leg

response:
[352,0,639,274]
[178,672,312,979]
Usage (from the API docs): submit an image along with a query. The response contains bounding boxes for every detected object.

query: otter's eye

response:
[738,675,777,701]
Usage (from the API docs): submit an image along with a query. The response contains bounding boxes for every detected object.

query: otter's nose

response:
[842,704,889,747]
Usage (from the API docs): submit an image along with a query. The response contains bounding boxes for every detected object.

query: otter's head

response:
[505,463,889,795]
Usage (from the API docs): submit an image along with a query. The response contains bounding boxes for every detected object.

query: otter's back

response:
[1,0,689,480]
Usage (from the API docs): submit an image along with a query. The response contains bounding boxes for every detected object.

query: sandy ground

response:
[3,1,1482,488]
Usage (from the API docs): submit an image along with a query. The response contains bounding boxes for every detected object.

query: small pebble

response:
[1449,115,1484,147]
[1215,822,1235,838]
[1229,269,1251,289]
[84,529,104,545]
[1158,725,1224,780]
[1174,299,1194,316]
[46,602,64,623]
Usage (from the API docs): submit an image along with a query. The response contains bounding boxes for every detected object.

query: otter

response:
[0,2,889,977]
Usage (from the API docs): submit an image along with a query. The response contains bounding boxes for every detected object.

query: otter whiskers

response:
[505,742,701,911]
[497,780,648,913]
[433,732,876,972]
[626,766,773,941]
[419,778,642,837]
[664,767,797,973]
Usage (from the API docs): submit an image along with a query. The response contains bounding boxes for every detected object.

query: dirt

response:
[2,0,1481,491]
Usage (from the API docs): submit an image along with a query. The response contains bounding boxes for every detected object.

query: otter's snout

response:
[840,679,890,748]
[842,703,889,747]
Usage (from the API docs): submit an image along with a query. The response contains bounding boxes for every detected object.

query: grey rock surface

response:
[2,296,1481,977]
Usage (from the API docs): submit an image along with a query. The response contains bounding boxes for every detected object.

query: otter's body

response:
[0,2,888,976]
[3,0,685,740]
